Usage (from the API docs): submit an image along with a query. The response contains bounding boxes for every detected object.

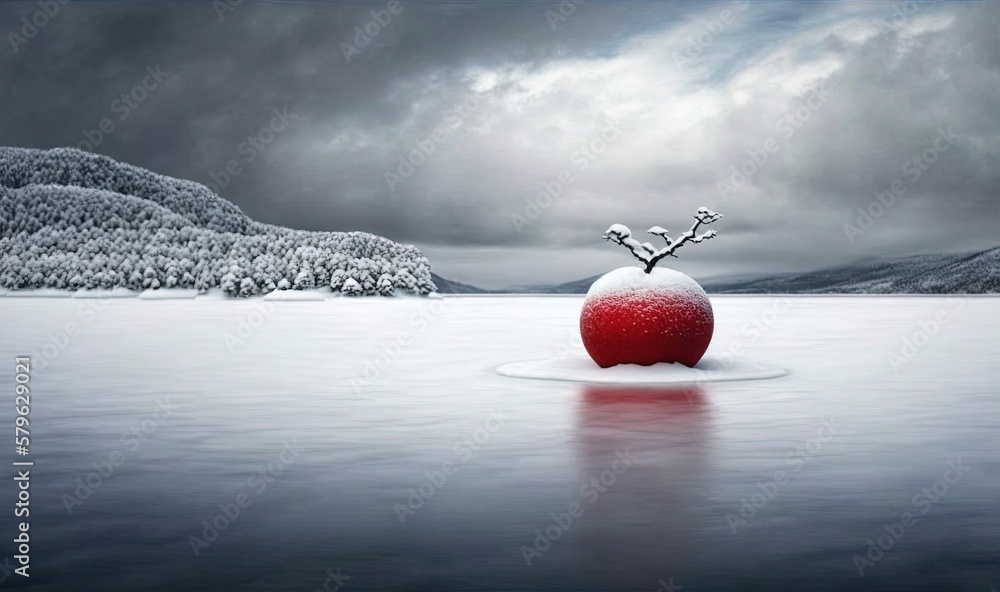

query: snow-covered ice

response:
[5,288,73,298]
[138,289,201,299]
[263,289,326,301]
[0,295,996,592]
[496,354,786,384]
[73,287,140,298]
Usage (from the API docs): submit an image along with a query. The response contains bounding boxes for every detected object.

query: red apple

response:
[580,266,714,368]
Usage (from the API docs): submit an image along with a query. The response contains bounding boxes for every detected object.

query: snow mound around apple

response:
[496,354,785,384]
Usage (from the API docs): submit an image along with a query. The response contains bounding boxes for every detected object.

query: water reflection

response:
[574,384,712,591]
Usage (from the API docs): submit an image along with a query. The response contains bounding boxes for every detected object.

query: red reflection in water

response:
[574,384,712,590]
[582,383,708,407]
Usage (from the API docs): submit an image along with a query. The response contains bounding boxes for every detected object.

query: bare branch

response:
[602,207,722,273]
[602,224,652,265]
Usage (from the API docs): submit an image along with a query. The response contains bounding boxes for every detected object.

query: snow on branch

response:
[602,207,722,273]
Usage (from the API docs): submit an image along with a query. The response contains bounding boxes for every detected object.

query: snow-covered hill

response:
[0,147,436,297]
[702,248,1000,294]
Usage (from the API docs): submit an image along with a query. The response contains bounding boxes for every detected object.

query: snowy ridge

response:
[0,147,436,297]
[0,147,252,234]
[703,249,1000,294]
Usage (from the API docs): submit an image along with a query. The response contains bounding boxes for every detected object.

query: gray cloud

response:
[2,0,998,288]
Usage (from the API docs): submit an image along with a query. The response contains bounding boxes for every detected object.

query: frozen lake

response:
[0,295,997,591]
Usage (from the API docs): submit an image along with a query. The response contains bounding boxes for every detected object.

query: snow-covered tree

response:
[239,277,257,297]
[377,273,394,296]
[341,277,362,296]
[293,268,315,290]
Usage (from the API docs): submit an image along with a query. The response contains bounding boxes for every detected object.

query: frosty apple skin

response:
[580,267,714,368]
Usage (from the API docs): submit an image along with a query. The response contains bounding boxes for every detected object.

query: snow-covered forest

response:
[0,147,436,296]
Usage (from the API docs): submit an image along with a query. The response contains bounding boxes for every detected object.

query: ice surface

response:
[0,295,997,592]
[496,354,785,384]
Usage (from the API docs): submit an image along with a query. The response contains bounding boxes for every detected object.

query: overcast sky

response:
[2,1,998,289]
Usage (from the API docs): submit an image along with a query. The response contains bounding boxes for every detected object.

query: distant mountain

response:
[516,275,603,294]
[430,273,488,294]
[522,248,1000,294]
[702,248,1000,294]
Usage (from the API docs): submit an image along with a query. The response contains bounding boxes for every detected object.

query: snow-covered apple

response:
[580,207,722,368]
